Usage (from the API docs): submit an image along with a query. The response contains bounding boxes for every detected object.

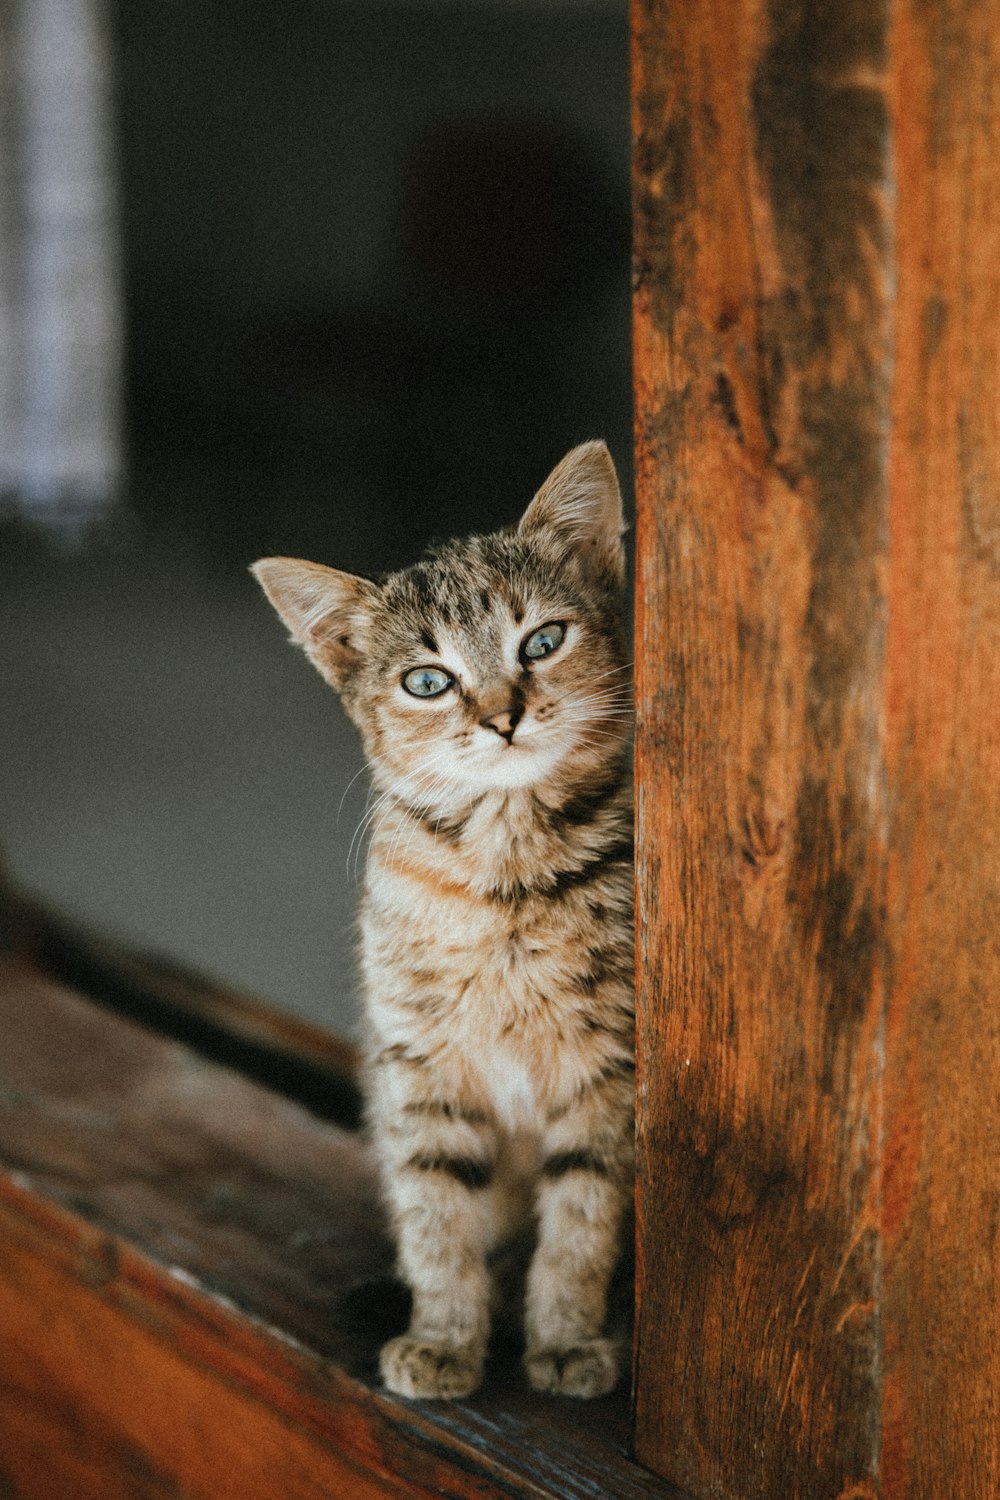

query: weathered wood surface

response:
[882,0,1000,1490]
[633,0,1000,1495]
[0,957,685,1500]
[16,893,364,1126]
[633,0,890,1492]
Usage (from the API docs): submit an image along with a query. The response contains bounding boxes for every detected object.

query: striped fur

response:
[253,441,633,1399]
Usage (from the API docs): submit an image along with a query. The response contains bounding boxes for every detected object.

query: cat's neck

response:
[367,754,631,896]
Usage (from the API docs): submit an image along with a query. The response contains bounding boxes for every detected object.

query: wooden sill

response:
[0,939,686,1499]
[15,897,364,1128]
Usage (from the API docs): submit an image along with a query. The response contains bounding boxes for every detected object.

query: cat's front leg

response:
[524,1084,633,1398]
[376,1096,499,1399]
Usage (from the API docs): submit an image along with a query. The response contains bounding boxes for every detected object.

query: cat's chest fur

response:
[361,786,633,1128]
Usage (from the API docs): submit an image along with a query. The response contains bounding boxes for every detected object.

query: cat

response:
[251,440,634,1400]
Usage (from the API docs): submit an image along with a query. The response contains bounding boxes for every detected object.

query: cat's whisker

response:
[555,720,630,741]
[560,721,633,748]
[348,775,422,877]
[567,727,631,745]
[389,798,441,875]
[558,707,634,728]
[571,701,630,722]
[383,769,458,875]
[559,683,634,703]
[347,794,392,878]
[561,683,635,703]
[560,709,633,728]
[337,762,371,824]
[347,797,382,868]
[562,705,633,724]
[569,730,632,750]
[561,711,632,726]
[585,661,635,686]
[577,730,631,747]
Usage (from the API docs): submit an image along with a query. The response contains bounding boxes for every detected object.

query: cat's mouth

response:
[488,725,549,755]
[460,724,570,787]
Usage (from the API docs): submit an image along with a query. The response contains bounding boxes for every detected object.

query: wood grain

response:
[0,956,685,1500]
[633,0,1000,1495]
[882,0,1000,1491]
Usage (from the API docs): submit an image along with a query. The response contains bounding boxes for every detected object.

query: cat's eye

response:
[402,666,453,697]
[521,621,566,662]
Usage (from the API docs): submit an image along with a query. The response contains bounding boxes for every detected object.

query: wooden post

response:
[632,0,1000,1495]
[882,1,1000,1490]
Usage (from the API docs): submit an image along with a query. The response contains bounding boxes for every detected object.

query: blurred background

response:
[0,0,632,1036]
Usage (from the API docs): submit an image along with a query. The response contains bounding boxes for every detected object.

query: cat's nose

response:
[480,707,522,743]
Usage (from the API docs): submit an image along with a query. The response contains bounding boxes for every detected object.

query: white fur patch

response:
[479,1045,539,1131]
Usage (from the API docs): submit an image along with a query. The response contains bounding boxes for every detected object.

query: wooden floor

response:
[0,949,685,1500]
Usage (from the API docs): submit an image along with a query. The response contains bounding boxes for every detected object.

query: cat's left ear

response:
[250,556,378,692]
[518,440,626,588]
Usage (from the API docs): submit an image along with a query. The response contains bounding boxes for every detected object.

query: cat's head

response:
[251,441,630,805]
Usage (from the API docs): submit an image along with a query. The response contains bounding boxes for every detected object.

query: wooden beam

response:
[632,0,999,1493]
[882,0,1000,1488]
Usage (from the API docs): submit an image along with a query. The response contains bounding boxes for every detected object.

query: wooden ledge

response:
[14,896,364,1128]
[0,955,684,1499]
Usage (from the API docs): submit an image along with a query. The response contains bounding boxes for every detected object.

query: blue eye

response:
[403,666,453,697]
[521,621,566,661]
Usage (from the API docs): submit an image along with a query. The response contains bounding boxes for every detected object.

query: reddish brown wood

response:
[632,0,889,1491]
[632,0,1000,1495]
[881,0,1000,1490]
[0,957,684,1500]
[0,1191,406,1500]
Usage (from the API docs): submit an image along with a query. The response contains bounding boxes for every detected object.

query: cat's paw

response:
[380,1335,484,1399]
[524,1337,621,1398]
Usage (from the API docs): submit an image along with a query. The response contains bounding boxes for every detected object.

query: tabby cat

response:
[252,440,634,1399]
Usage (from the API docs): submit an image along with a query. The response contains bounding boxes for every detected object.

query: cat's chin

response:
[457,740,562,793]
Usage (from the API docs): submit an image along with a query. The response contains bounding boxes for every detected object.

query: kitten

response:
[252,440,633,1400]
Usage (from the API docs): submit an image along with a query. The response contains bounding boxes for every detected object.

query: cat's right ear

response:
[250,557,378,691]
[518,440,626,589]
